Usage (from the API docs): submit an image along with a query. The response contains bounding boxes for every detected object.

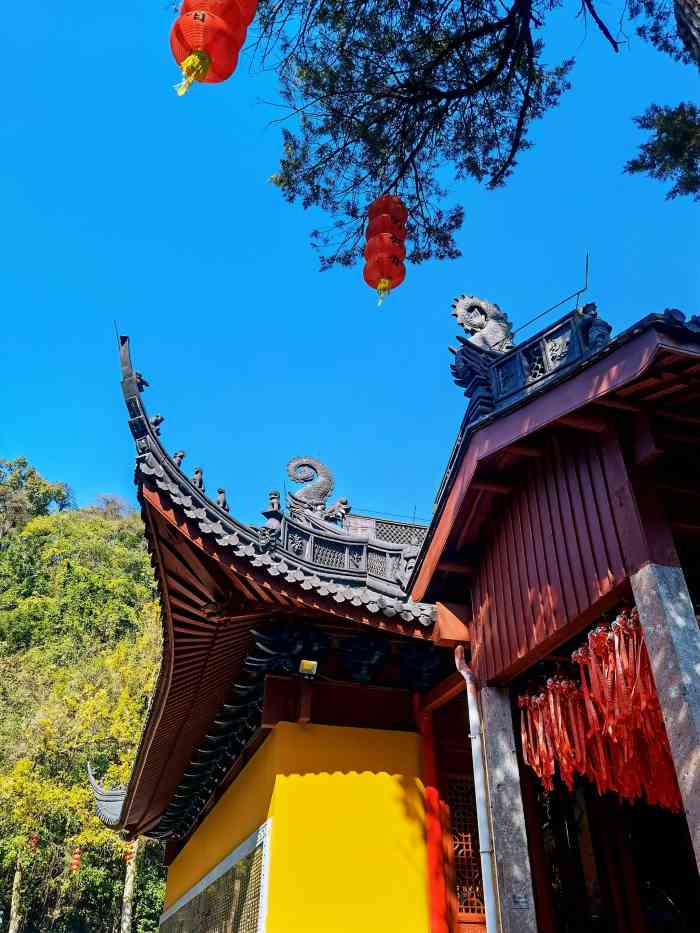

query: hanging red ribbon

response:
[519,608,681,811]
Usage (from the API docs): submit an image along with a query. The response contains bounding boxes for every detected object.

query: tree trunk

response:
[8,857,22,933]
[119,838,140,933]
[675,0,700,65]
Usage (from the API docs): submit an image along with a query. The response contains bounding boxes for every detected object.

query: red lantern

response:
[363,255,406,293]
[363,233,406,264]
[368,195,408,225]
[122,842,136,862]
[365,213,407,242]
[69,847,81,874]
[29,833,39,853]
[363,195,408,302]
[170,11,246,95]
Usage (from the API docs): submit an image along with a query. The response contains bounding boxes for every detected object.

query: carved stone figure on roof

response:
[287,457,335,512]
[394,536,421,589]
[452,295,514,352]
[323,497,351,525]
[578,302,613,350]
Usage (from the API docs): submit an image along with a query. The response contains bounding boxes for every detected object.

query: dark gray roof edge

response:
[119,336,435,625]
[88,764,127,829]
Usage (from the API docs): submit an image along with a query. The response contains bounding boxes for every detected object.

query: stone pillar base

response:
[630,562,700,869]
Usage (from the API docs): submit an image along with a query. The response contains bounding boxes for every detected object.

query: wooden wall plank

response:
[471,432,630,682]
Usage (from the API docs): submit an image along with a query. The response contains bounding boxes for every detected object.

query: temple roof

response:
[120,336,434,628]
[89,337,442,840]
[87,765,126,828]
[411,303,700,603]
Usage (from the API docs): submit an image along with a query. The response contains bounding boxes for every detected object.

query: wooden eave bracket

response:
[432,601,471,647]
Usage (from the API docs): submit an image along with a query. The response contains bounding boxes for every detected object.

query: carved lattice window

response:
[523,344,547,382]
[447,775,485,916]
[312,539,346,569]
[374,520,427,547]
[367,549,387,576]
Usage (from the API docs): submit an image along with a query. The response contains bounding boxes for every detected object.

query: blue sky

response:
[3,1,698,525]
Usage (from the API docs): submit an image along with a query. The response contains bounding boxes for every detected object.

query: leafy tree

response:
[241,0,698,263]
[0,459,72,545]
[0,507,156,654]
[0,470,165,931]
[626,102,700,200]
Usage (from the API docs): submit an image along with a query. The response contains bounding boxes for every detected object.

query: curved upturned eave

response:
[87,764,128,829]
[119,335,436,629]
[93,337,437,838]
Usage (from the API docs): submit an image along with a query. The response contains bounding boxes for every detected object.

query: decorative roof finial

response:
[578,302,612,350]
[287,457,335,512]
[135,371,150,392]
[217,488,229,512]
[192,468,204,491]
[173,450,186,468]
[150,414,165,435]
[451,295,513,352]
[323,496,351,525]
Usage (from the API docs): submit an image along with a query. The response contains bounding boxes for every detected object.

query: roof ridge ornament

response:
[451,295,514,352]
[449,297,613,426]
[286,456,352,526]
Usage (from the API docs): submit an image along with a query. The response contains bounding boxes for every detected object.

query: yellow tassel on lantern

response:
[376,277,392,306]
[175,50,211,96]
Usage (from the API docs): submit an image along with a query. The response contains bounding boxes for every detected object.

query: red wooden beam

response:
[421,672,465,714]
[414,700,450,933]
[437,560,474,576]
[631,413,663,467]
[471,479,512,494]
[593,396,641,412]
[432,602,471,648]
[556,411,608,432]
[508,442,545,458]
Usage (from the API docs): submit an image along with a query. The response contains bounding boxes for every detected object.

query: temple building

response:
[92,297,700,932]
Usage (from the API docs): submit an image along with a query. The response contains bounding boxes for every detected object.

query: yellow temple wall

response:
[164,722,429,933]
[164,731,278,907]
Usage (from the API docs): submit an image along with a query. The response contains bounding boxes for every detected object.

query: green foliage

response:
[0,458,73,544]
[250,0,694,266]
[626,102,700,201]
[0,508,156,653]
[0,465,165,931]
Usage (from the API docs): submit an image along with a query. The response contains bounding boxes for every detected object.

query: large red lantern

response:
[69,847,81,874]
[171,0,256,95]
[363,195,408,303]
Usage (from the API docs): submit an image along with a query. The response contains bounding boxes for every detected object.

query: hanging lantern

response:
[29,833,39,853]
[170,10,247,95]
[365,212,407,241]
[363,255,406,302]
[364,195,408,303]
[122,842,136,862]
[68,847,81,874]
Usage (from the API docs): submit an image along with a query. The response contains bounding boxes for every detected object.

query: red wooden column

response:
[415,696,451,933]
